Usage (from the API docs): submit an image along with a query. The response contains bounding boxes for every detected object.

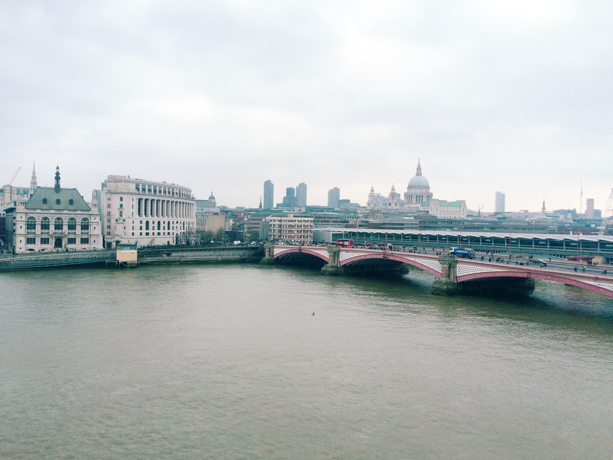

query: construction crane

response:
[8,166,21,186]
[7,166,21,201]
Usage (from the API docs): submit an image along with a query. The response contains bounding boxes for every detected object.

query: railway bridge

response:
[261,244,613,298]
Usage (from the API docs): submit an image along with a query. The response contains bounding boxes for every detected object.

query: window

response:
[119,204,123,208]
[80,237,89,244]
[67,237,76,245]
[26,237,36,245]
[41,217,50,231]
[42,198,48,204]
[120,197,123,201]
[69,199,74,205]
[145,221,150,230]
[56,199,61,205]
[107,204,111,208]
[54,218,63,231]
[41,237,50,245]
[107,212,111,216]
[68,218,77,231]
[26,217,36,231]
[119,211,123,217]
[81,218,89,231]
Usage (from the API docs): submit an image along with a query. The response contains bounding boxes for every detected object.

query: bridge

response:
[313,228,613,263]
[261,244,613,298]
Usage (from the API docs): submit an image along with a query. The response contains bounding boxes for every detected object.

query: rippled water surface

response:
[1,264,613,459]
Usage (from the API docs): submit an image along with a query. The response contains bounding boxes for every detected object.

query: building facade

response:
[266,214,314,244]
[4,167,102,253]
[100,175,196,248]
[420,199,467,219]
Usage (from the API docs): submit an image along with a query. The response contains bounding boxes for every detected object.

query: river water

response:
[1,264,612,459]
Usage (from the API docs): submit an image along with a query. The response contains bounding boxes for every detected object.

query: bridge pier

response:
[259,243,276,265]
[431,255,460,296]
[321,246,345,275]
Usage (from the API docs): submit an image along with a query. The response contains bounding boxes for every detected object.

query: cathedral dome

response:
[407,159,429,189]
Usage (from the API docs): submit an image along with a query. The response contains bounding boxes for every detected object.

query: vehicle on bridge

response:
[450,247,475,259]
[335,239,355,248]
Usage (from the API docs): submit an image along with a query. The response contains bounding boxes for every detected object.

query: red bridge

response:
[261,245,613,298]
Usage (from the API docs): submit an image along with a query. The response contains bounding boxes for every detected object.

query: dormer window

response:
[42,198,48,204]
[69,199,74,205]
[56,199,61,205]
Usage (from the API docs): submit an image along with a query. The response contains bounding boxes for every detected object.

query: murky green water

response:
[1,264,612,459]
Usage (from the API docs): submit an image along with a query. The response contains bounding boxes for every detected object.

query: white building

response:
[100,175,196,248]
[420,199,467,219]
[387,185,401,209]
[266,214,313,244]
[4,166,102,253]
[495,191,505,213]
[404,159,433,209]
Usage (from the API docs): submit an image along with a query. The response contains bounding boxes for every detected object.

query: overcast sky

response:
[1,0,612,212]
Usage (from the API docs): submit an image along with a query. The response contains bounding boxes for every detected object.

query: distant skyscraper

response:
[328,187,340,208]
[263,180,274,209]
[280,187,298,207]
[495,191,505,213]
[296,182,307,207]
[586,198,595,218]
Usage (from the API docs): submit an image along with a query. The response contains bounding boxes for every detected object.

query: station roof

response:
[318,227,613,243]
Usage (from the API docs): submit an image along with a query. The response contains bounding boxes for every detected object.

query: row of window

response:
[26,217,89,231]
[26,237,89,245]
[41,198,75,206]
[133,184,190,198]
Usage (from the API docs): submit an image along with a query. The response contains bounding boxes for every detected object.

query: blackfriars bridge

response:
[261,245,613,298]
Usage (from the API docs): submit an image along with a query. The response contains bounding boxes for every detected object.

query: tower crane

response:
[8,166,21,185]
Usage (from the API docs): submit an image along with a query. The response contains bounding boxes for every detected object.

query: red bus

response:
[335,239,355,248]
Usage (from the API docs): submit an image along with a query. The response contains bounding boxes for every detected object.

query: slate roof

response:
[25,187,91,212]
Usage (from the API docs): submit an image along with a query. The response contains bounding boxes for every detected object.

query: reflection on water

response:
[1,264,612,459]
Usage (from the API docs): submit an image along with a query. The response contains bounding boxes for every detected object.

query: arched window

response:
[56,199,61,205]
[54,217,63,231]
[41,217,50,231]
[68,217,77,231]
[80,218,89,232]
[69,199,74,205]
[26,217,36,231]
[42,198,48,205]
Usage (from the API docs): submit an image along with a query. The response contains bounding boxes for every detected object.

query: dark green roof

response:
[25,187,91,211]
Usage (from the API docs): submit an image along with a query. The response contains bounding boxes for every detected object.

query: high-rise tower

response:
[263,180,274,209]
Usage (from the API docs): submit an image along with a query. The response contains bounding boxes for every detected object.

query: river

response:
[1,264,612,459]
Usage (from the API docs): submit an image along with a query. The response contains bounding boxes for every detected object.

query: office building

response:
[266,214,313,244]
[586,198,595,219]
[263,180,274,209]
[100,174,196,248]
[296,182,307,207]
[495,192,505,213]
[328,187,340,208]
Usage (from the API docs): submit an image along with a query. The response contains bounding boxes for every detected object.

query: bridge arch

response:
[273,247,329,264]
[458,271,613,299]
[340,253,442,278]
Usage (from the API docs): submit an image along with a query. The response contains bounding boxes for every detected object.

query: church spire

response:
[29,162,37,196]
[259,195,262,209]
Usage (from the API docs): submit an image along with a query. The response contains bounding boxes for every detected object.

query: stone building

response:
[420,199,467,219]
[4,166,102,253]
[100,175,196,248]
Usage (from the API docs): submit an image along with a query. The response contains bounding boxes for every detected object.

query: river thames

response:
[1,264,612,459]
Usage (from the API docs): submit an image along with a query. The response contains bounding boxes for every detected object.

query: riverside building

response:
[4,166,102,253]
[100,175,196,248]
[266,214,313,244]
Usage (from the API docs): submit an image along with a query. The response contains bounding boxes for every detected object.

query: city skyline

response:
[1,2,612,212]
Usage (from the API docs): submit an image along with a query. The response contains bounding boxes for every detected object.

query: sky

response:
[1,0,612,213]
